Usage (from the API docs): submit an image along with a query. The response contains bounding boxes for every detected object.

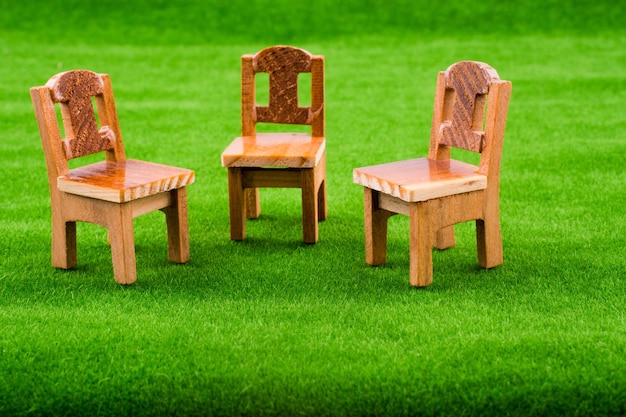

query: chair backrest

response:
[428,61,512,180]
[31,70,126,181]
[241,46,325,137]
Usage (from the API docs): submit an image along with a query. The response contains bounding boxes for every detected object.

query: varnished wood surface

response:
[46,70,116,160]
[222,133,325,168]
[224,46,326,242]
[253,46,313,125]
[354,60,511,286]
[353,158,487,203]
[438,61,499,152]
[32,69,194,284]
[58,159,195,203]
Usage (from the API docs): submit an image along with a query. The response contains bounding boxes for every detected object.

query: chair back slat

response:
[46,70,116,160]
[243,46,324,136]
[437,61,500,153]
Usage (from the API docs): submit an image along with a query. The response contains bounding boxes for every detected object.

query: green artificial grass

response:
[1,0,625,416]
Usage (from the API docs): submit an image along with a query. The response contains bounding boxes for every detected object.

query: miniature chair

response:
[30,70,195,284]
[221,46,326,243]
[353,61,512,287]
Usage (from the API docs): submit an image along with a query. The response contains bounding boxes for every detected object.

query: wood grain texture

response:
[439,61,499,152]
[253,46,313,125]
[46,70,116,160]
[353,61,511,286]
[57,159,195,203]
[31,70,194,284]
[221,133,325,168]
[364,187,395,265]
[241,46,324,137]
[353,158,487,202]
[223,46,327,243]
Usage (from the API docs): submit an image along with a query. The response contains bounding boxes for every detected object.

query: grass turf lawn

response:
[1,0,625,416]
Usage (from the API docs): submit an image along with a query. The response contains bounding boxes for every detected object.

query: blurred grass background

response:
[1,0,625,416]
[2,0,623,44]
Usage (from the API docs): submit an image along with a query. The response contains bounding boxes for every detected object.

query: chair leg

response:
[227,168,246,240]
[434,226,456,250]
[163,188,190,264]
[317,179,327,222]
[51,214,77,269]
[317,154,327,222]
[476,218,503,269]
[108,204,136,285]
[410,202,433,287]
[301,168,319,244]
[364,188,393,265]
[245,188,261,219]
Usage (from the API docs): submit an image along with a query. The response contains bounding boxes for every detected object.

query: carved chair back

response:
[241,46,324,137]
[428,61,509,184]
[35,70,126,181]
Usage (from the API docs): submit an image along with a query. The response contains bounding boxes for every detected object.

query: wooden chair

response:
[221,46,326,243]
[353,61,512,287]
[30,70,194,284]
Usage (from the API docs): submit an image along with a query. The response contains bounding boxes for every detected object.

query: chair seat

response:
[353,158,487,202]
[221,133,325,168]
[57,159,195,203]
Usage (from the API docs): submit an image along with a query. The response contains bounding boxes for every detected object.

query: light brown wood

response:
[354,61,512,287]
[353,158,487,202]
[58,159,194,203]
[222,46,326,243]
[221,133,325,168]
[31,70,194,284]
